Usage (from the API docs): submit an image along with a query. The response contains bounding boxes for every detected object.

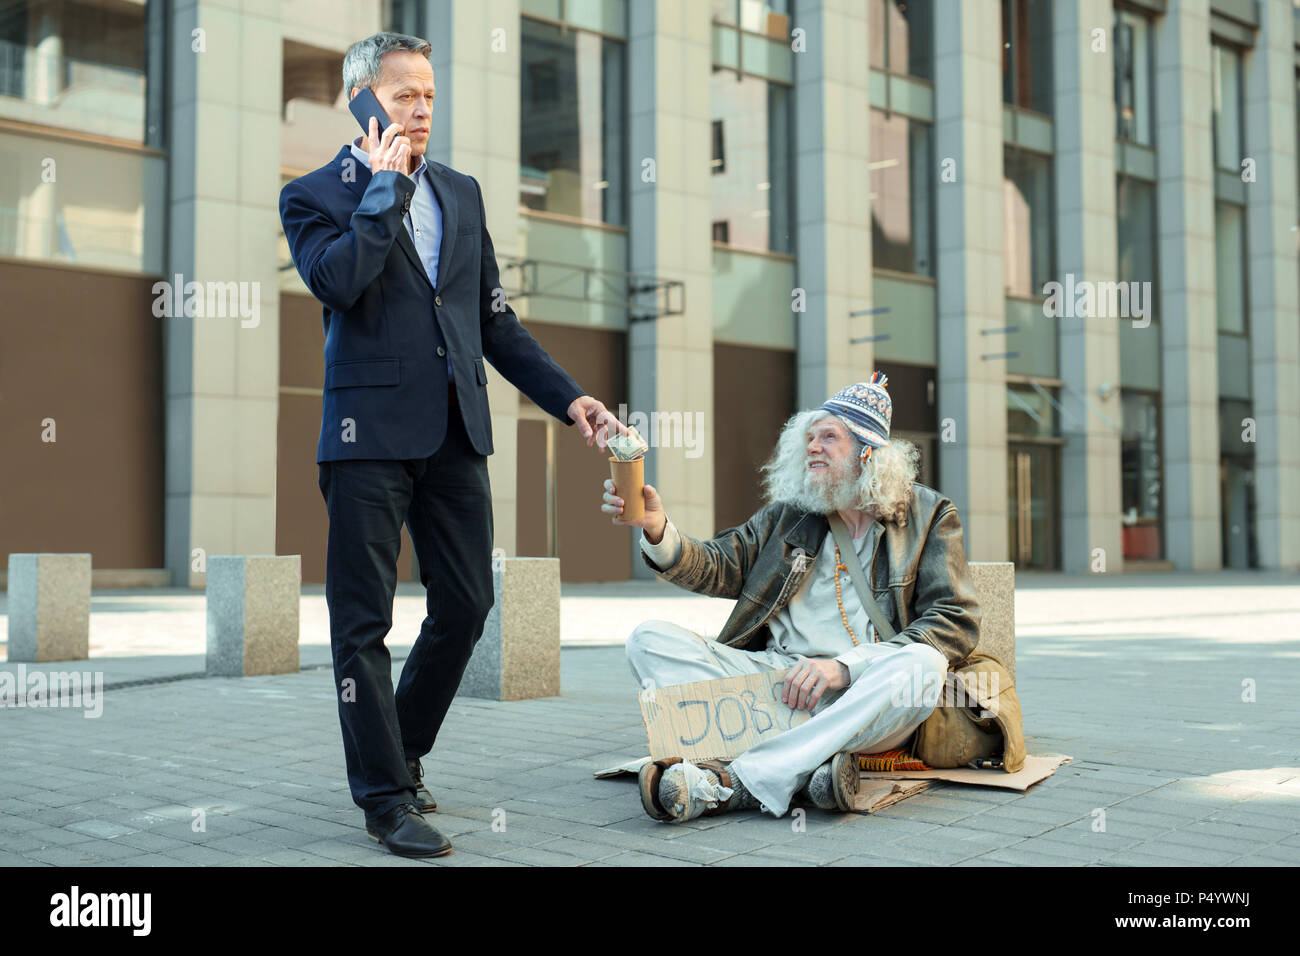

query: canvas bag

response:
[826,514,1024,772]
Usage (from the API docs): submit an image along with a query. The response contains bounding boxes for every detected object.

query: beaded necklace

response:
[832,541,878,646]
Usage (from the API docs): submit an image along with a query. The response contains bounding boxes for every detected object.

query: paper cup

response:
[609,456,646,522]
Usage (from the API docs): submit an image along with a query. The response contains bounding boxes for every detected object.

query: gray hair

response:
[342,32,432,98]
[760,408,920,525]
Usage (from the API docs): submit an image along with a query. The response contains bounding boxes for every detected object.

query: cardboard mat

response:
[593,757,652,779]
[852,778,933,813]
[858,753,1072,791]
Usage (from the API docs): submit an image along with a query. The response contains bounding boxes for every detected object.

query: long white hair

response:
[759,409,920,525]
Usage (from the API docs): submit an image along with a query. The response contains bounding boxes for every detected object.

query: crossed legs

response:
[626,620,948,816]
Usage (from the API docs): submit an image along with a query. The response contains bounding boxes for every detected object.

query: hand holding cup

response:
[602,479,666,539]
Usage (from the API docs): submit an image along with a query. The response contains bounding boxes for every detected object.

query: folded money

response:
[607,424,648,461]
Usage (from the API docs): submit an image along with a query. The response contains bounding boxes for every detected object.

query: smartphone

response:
[348,87,394,139]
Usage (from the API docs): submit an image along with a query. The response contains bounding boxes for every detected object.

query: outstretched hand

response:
[568,395,628,451]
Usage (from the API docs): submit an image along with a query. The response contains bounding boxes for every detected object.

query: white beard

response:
[784,456,861,514]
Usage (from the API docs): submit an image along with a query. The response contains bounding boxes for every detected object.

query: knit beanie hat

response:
[819,372,892,465]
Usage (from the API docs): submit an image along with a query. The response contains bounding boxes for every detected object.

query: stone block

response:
[459,557,560,701]
[206,555,300,677]
[6,554,91,662]
[968,561,1015,682]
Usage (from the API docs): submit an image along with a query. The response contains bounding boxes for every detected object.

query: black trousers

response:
[317,387,494,820]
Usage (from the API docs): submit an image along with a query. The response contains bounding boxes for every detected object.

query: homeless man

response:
[599,373,982,822]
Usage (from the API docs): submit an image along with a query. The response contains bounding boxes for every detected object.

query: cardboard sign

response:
[639,669,812,761]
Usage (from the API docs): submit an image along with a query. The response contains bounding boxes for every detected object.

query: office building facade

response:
[1,0,1296,585]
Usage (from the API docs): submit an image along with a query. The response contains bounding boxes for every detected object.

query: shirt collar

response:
[349,136,427,182]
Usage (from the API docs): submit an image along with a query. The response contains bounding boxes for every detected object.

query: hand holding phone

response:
[348,86,393,135]
[348,88,410,174]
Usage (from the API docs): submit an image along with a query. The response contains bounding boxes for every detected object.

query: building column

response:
[790,0,872,409]
[1153,0,1220,570]
[164,0,283,587]
[933,0,1007,561]
[1053,0,1123,572]
[1243,0,1300,570]
[625,0,715,576]
[425,0,523,561]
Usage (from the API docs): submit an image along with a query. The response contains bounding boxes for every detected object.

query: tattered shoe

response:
[799,752,859,812]
[800,761,838,810]
[656,760,760,822]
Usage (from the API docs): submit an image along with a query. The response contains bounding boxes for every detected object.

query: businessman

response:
[279,31,625,858]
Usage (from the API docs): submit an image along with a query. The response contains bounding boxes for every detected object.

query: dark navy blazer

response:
[279,147,585,463]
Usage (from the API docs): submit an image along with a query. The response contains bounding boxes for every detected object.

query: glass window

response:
[281,40,353,174]
[383,0,425,38]
[1212,44,1242,171]
[869,0,886,69]
[710,0,739,25]
[0,127,164,272]
[1120,389,1162,559]
[283,40,344,108]
[1006,384,1057,437]
[519,17,627,226]
[869,0,933,80]
[1114,9,1152,145]
[1001,0,1053,116]
[870,109,934,276]
[1215,200,1247,334]
[710,70,793,254]
[1121,390,1161,521]
[0,0,155,143]
[1218,398,1254,457]
[1006,440,1060,569]
[1218,397,1256,568]
[711,0,790,32]
[1117,175,1157,316]
[1003,147,1054,296]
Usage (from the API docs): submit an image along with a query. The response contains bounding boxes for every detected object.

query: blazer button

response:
[437,346,446,357]
[434,295,442,307]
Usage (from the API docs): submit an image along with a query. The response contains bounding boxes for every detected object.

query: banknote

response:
[607,424,648,460]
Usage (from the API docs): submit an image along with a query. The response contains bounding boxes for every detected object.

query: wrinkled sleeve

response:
[639,518,683,571]
[833,638,882,684]
[895,504,982,666]
[279,170,414,314]
[637,504,778,601]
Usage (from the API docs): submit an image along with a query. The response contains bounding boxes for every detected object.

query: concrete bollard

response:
[206,555,301,677]
[968,562,1016,682]
[458,556,560,701]
[6,554,92,662]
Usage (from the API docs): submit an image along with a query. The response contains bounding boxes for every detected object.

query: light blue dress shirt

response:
[349,138,451,382]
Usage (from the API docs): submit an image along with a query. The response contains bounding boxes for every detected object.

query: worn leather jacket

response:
[640,482,982,667]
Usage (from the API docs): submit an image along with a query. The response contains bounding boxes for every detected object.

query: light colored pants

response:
[626,620,948,816]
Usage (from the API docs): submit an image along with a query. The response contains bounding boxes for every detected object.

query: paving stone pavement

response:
[0,572,1297,866]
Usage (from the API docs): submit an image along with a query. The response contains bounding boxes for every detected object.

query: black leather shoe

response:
[365,803,452,858]
[407,758,438,813]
